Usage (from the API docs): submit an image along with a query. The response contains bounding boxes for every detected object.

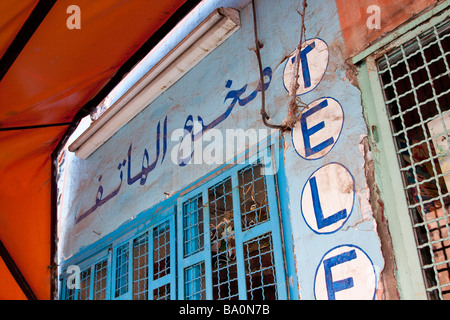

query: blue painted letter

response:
[323,249,357,300]
[291,42,316,88]
[309,176,347,229]
[300,42,315,88]
[300,99,334,157]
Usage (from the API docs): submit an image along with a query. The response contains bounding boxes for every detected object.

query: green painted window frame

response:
[355,1,450,300]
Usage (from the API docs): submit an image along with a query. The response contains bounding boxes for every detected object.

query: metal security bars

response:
[184,261,207,299]
[239,164,270,231]
[243,233,277,299]
[60,209,176,300]
[93,259,109,300]
[60,145,292,300]
[183,194,204,258]
[377,19,450,300]
[112,214,176,300]
[132,232,149,300]
[79,268,91,300]
[177,155,287,300]
[61,254,111,300]
[114,243,129,298]
[209,177,239,300]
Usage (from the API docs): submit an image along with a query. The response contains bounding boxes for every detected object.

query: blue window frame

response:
[177,152,288,300]
[60,141,295,300]
[111,213,177,300]
[60,250,112,300]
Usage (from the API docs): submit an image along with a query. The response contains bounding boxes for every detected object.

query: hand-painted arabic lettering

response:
[75,160,126,223]
[176,67,273,166]
[128,120,161,185]
[76,116,168,223]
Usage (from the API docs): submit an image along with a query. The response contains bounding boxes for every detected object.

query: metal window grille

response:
[179,152,287,300]
[115,243,129,297]
[61,151,287,300]
[93,259,108,300]
[209,177,239,300]
[239,162,270,231]
[79,268,91,300]
[132,232,149,300]
[377,19,450,300]
[153,221,171,280]
[64,283,76,300]
[153,283,171,300]
[243,233,277,300]
[61,209,175,300]
[183,194,204,257]
[184,262,206,300]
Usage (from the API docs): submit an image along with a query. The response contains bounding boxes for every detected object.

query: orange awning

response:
[0,0,200,300]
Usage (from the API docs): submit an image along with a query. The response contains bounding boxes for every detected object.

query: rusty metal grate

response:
[377,19,450,300]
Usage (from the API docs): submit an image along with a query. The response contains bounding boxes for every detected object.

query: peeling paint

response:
[359,134,400,299]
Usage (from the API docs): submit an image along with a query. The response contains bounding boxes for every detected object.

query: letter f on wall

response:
[323,250,357,300]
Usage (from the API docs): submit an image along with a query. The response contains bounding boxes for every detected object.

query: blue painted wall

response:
[59,0,384,300]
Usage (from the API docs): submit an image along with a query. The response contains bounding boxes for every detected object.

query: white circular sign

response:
[292,97,344,160]
[314,245,377,300]
[301,162,354,234]
[283,38,329,96]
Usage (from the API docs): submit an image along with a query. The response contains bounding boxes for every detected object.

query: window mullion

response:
[177,196,185,299]
[169,214,177,300]
[264,169,288,299]
[128,240,133,300]
[231,172,247,300]
[148,228,154,300]
[106,250,113,300]
[202,188,213,300]
[89,265,95,300]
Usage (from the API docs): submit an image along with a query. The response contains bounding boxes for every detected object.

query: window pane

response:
[115,243,129,297]
[153,221,171,280]
[183,194,204,257]
[377,19,450,300]
[93,259,108,300]
[239,162,270,230]
[133,233,149,300]
[64,285,76,300]
[184,262,206,300]
[153,284,171,300]
[79,268,91,300]
[209,177,239,300]
[243,233,277,300]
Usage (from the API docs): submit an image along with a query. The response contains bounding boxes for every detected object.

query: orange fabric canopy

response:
[0,0,195,300]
